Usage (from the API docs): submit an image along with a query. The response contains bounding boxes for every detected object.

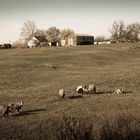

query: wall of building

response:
[76,36,94,45]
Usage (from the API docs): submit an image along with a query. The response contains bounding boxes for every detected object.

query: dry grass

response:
[57,113,140,140]
[0,43,140,139]
[57,115,93,140]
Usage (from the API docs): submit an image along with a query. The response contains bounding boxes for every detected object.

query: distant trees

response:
[20,21,77,46]
[95,36,105,44]
[46,26,61,45]
[13,39,27,48]
[20,20,38,42]
[110,20,140,42]
[126,23,140,42]
[61,29,75,39]
[35,29,46,37]
[19,20,140,47]
[110,20,126,42]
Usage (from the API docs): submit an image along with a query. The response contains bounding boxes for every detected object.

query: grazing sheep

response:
[76,85,96,94]
[76,86,85,94]
[8,101,23,114]
[83,85,89,93]
[0,105,11,117]
[59,89,66,98]
[114,88,125,94]
[87,84,96,94]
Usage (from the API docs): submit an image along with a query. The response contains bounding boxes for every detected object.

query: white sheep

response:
[76,85,86,94]
[114,88,125,94]
[8,101,23,114]
[0,105,11,117]
[87,84,96,94]
[58,89,66,98]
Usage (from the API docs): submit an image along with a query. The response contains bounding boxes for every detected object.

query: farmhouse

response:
[61,34,94,46]
[28,36,48,48]
[28,36,60,48]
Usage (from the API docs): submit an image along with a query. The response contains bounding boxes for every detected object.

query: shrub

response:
[57,115,94,140]
[57,113,140,140]
[13,40,27,48]
[98,112,140,140]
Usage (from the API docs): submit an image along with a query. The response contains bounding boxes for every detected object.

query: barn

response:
[61,34,94,46]
[76,34,94,45]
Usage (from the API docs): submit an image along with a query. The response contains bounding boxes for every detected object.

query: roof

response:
[76,34,94,37]
[34,36,48,42]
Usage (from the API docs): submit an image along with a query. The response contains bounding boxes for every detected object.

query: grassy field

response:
[0,43,140,140]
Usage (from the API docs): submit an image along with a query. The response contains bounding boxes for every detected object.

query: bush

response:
[57,113,140,140]
[13,40,27,48]
[57,115,93,140]
[98,112,140,140]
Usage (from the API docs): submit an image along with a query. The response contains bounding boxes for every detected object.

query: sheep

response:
[59,89,66,98]
[0,105,11,117]
[76,85,86,94]
[87,84,96,94]
[8,101,23,114]
[114,88,125,95]
[83,85,89,93]
[76,85,96,94]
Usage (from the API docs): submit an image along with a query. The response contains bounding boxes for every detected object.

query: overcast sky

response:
[0,0,140,43]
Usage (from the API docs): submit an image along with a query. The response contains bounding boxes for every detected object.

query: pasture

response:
[0,43,140,140]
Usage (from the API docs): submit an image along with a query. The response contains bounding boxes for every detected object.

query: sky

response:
[0,0,140,44]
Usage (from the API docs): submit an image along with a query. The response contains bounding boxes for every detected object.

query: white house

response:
[28,36,48,48]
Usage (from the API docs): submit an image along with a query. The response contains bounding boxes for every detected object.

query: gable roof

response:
[34,36,48,42]
[76,34,94,37]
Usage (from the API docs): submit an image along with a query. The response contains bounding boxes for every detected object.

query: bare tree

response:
[46,26,60,43]
[61,29,75,39]
[110,20,126,42]
[20,20,37,42]
[35,29,46,37]
[95,35,105,44]
[126,23,140,42]
[13,39,27,48]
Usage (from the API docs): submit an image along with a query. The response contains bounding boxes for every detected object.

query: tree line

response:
[110,20,140,43]
[17,20,140,47]
[20,20,75,44]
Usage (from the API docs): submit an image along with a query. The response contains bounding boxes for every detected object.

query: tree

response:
[20,20,37,42]
[95,35,105,44]
[35,29,46,37]
[46,26,60,43]
[13,39,27,48]
[126,23,140,42]
[61,29,75,39]
[110,20,126,42]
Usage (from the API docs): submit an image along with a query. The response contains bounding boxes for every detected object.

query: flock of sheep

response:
[0,84,125,118]
[59,84,126,98]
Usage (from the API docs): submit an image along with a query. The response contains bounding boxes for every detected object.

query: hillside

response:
[0,43,140,140]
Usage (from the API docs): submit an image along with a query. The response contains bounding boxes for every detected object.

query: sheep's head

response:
[120,88,125,93]
[7,103,14,111]
[59,89,66,98]
[76,86,84,94]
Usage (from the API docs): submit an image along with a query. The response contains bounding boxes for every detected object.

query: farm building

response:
[61,34,94,46]
[28,36,60,48]
[28,34,94,48]
[28,36,48,48]
[0,44,12,49]
[61,33,75,46]
[76,34,94,45]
